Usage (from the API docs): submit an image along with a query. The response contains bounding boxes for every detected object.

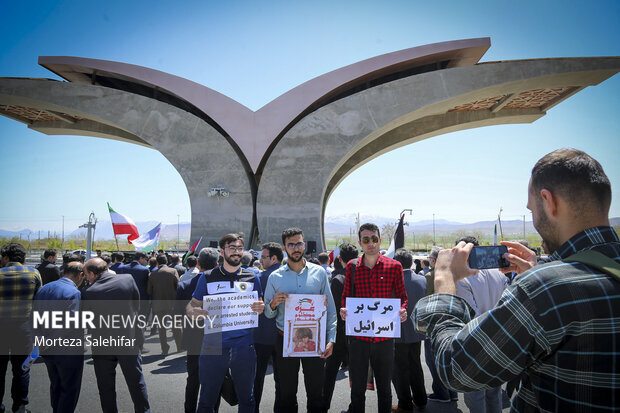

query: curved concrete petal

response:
[0,79,255,244]
[39,38,491,173]
[256,57,620,251]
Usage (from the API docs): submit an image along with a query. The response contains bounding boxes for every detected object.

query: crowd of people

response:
[1,148,619,413]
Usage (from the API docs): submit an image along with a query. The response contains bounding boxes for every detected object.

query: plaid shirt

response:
[342,254,408,342]
[414,226,620,412]
[0,262,42,319]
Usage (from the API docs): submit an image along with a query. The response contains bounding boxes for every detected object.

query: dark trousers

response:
[424,339,456,400]
[275,334,325,413]
[198,345,256,413]
[392,342,427,409]
[93,354,150,413]
[348,338,394,413]
[0,320,31,412]
[254,343,281,413]
[0,354,28,413]
[322,334,347,411]
[43,355,84,413]
[185,354,200,413]
[154,311,182,352]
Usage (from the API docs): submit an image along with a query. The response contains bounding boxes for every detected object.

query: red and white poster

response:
[283,294,327,357]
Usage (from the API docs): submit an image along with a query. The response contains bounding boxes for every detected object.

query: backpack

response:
[563,250,620,281]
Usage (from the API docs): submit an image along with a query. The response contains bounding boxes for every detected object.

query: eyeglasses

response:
[361,236,379,244]
[286,242,305,250]
[225,246,244,253]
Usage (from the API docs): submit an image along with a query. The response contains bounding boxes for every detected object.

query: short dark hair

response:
[1,243,26,264]
[281,227,303,244]
[171,254,180,264]
[64,261,84,278]
[149,257,157,267]
[317,252,330,265]
[358,223,380,240]
[339,243,359,263]
[62,252,72,264]
[219,233,244,249]
[186,256,197,267]
[101,254,112,266]
[262,242,283,262]
[43,248,57,259]
[156,254,168,265]
[423,260,430,267]
[198,247,219,270]
[531,148,611,215]
[394,248,413,269]
[456,236,479,246]
[134,251,147,261]
[85,259,108,276]
[112,252,125,262]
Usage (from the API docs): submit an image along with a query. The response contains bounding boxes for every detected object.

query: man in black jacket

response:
[323,242,358,411]
[37,248,60,285]
[82,258,150,413]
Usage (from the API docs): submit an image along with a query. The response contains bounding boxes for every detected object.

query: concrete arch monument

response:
[1,38,618,250]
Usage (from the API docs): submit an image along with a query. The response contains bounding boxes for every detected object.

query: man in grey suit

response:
[148,254,181,355]
[392,248,428,412]
[82,258,150,413]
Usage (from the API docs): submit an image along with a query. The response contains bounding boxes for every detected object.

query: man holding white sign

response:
[186,233,265,413]
[341,223,408,413]
[264,227,337,413]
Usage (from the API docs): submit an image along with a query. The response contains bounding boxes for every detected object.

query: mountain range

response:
[2,216,619,240]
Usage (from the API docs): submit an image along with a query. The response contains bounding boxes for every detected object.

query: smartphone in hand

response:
[468,245,510,269]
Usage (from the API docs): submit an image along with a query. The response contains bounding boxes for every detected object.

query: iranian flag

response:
[107,202,140,243]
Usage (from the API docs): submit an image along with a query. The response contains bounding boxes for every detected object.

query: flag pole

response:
[114,234,120,252]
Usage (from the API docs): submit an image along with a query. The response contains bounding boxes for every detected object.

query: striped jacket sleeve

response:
[414,283,547,392]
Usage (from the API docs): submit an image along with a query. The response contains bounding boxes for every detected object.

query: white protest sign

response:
[345,297,401,338]
[283,294,327,357]
[202,291,258,334]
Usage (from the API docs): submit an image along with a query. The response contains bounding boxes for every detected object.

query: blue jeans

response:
[464,387,502,413]
[424,338,457,400]
[198,345,256,413]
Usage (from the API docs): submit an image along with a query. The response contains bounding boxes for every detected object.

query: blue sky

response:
[1,0,618,233]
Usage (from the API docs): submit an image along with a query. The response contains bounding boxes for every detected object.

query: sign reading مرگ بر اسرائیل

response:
[345,298,401,338]
[202,291,258,334]
[283,294,327,357]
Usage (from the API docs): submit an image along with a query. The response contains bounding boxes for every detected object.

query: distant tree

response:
[381,223,397,244]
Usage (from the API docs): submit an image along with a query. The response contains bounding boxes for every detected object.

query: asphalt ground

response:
[5,331,512,412]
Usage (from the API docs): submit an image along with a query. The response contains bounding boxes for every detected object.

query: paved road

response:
[5,332,512,412]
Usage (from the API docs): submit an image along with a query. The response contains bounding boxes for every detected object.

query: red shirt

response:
[342,254,408,342]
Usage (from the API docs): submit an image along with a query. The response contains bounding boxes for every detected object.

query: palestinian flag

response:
[385,213,405,259]
[107,202,139,243]
[182,236,202,266]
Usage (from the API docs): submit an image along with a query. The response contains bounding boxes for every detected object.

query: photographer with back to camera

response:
[414,148,620,412]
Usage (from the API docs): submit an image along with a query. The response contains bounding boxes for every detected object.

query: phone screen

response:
[468,245,510,269]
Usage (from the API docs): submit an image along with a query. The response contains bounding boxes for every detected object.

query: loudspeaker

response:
[307,240,317,254]
[209,241,218,248]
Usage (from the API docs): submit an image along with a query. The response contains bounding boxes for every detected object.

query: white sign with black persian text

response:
[345,297,401,338]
